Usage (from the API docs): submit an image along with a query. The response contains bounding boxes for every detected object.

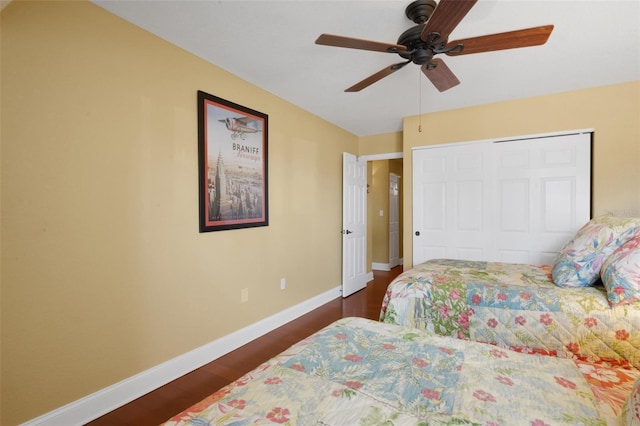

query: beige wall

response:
[358,131,403,156]
[366,162,374,271]
[0,1,358,423]
[402,81,640,268]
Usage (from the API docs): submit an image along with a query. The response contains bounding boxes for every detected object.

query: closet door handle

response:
[415,231,420,236]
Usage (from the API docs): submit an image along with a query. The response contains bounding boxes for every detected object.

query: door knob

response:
[343,229,353,235]
[415,231,420,236]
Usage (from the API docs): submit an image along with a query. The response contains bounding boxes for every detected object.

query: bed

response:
[163,317,640,425]
[380,216,640,369]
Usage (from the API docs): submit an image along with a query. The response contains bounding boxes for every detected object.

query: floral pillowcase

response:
[621,374,640,425]
[600,230,640,307]
[551,216,640,288]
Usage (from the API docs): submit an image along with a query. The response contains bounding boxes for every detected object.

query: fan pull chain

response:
[418,69,423,132]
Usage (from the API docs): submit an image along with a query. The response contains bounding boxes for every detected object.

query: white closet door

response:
[412,142,493,265]
[493,133,591,265]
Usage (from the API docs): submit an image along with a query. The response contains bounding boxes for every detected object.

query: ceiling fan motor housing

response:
[397,25,438,65]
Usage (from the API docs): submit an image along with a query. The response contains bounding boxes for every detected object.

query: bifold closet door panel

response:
[493,133,591,265]
[412,142,493,266]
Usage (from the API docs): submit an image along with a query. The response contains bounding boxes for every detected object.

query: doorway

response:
[367,155,403,272]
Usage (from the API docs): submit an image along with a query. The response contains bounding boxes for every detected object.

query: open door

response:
[342,152,367,297]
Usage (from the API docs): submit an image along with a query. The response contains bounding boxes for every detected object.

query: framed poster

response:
[197,90,268,232]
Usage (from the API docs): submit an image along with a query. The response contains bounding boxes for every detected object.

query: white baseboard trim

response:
[372,259,404,272]
[22,286,342,426]
[372,262,391,271]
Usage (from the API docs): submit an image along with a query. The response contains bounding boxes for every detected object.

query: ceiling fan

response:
[315,0,553,92]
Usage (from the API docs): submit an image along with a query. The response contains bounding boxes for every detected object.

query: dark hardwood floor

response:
[86,266,402,426]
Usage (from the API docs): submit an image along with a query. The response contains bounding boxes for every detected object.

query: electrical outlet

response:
[280,278,286,290]
[240,288,249,303]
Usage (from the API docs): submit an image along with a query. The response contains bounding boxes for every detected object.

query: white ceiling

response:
[92,0,640,136]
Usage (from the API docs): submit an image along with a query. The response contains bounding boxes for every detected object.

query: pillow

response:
[601,230,640,306]
[621,374,640,425]
[551,215,640,288]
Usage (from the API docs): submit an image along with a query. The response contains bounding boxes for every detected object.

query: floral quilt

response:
[380,259,640,369]
[163,318,639,425]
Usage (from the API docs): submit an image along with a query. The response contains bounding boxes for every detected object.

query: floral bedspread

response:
[163,318,638,425]
[379,259,640,369]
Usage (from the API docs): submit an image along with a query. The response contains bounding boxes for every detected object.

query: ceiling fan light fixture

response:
[411,48,434,65]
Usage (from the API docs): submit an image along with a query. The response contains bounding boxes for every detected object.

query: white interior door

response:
[342,153,367,297]
[389,173,400,268]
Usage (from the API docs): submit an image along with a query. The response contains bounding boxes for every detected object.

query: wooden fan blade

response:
[422,58,460,92]
[316,34,407,53]
[421,0,478,42]
[345,61,410,92]
[446,25,554,56]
